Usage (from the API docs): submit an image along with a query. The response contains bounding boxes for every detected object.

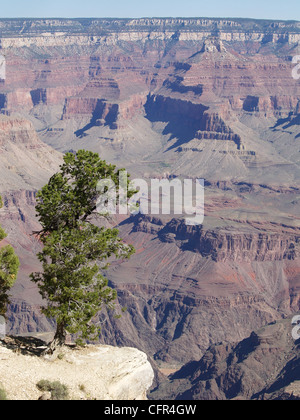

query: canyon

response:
[0,17,299,398]
[150,316,300,400]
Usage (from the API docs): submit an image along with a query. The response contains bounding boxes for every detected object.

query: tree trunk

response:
[42,322,66,356]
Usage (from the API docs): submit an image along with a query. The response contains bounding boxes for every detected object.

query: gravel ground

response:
[0,337,154,400]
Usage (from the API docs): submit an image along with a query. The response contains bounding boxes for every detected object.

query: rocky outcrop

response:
[0,18,299,47]
[264,382,300,400]
[0,339,154,400]
[0,18,299,387]
[5,205,299,368]
[6,301,55,335]
[0,115,61,191]
[0,17,298,174]
[63,92,147,131]
[132,216,300,262]
[150,317,300,400]
[90,213,300,366]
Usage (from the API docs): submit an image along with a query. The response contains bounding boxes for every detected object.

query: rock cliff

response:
[0,18,299,45]
[133,216,300,262]
[150,316,300,400]
[0,18,299,390]
[0,18,298,184]
[0,114,61,191]
[92,213,300,366]
[0,338,154,400]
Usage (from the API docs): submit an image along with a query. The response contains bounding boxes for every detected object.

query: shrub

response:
[0,383,7,400]
[36,379,69,400]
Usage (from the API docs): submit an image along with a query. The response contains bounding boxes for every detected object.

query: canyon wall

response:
[151,317,300,400]
[0,18,299,376]
[91,213,300,365]
[133,216,300,262]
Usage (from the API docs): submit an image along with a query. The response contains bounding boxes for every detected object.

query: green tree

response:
[35,149,134,235]
[0,196,20,317]
[30,150,135,352]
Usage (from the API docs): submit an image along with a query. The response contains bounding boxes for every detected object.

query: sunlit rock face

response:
[0,18,299,374]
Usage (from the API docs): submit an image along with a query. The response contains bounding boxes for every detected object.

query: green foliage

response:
[30,150,135,344]
[0,383,8,400]
[35,149,135,235]
[36,380,69,400]
[0,196,20,316]
[31,223,133,343]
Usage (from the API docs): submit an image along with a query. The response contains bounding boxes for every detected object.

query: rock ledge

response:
[0,340,154,400]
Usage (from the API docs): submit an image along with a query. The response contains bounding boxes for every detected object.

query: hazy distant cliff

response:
[0,17,299,49]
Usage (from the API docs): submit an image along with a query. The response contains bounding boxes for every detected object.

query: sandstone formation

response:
[131,216,300,263]
[0,115,61,191]
[0,18,299,47]
[0,338,154,400]
[0,19,298,185]
[92,213,300,366]
[0,18,299,394]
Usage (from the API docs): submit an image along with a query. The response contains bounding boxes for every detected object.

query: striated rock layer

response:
[0,18,299,382]
[0,115,61,191]
[92,214,300,366]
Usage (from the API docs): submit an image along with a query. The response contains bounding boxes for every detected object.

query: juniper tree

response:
[30,150,135,351]
[0,196,20,316]
[34,149,134,234]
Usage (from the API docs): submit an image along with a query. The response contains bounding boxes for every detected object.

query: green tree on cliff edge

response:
[30,150,135,353]
[0,196,20,317]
